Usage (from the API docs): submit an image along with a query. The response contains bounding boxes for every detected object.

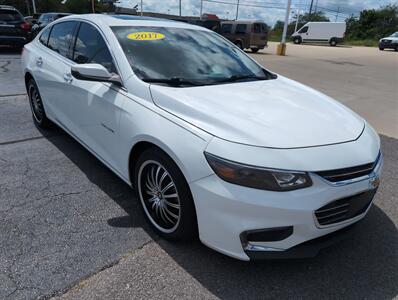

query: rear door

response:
[220,23,233,42]
[251,23,267,48]
[34,21,78,126]
[234,23,248,48]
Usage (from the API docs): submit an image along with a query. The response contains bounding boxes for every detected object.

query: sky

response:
[116,0,396,26]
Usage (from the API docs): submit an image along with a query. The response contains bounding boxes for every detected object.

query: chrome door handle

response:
[36,57,43,66]
[63,73,73,83]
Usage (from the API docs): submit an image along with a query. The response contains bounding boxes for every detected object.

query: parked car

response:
[292,22,346,46]
[31,12,71,37]
[22,14,382,261]
[0,5,31,49]
[220,20,268,52]
[24,13,42,26]
[379,32,398,51]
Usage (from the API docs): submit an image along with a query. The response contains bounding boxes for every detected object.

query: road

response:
[0,44,397,300]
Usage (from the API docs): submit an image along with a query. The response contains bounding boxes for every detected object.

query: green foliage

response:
[346,5,398,40]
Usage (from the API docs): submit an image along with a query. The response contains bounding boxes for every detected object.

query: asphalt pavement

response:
[0,44,397,300]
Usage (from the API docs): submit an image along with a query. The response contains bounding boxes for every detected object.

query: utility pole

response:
[179,0,181,16]
[294,8,300,33]
[235,0,240,20]
[140,0,143,16]
[314,0,318,13]
[91,0,95,13]
[277,0,292,56]
[200,0,203,19]
[309,0,314,19]
[32,0,37,14]
[335,7,340,21]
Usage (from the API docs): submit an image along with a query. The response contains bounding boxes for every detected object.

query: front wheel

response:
[251,47,259,53]
[293,37,301,44]
[134,148,198,241]
[329,39,337,47]
[379,45,384,51]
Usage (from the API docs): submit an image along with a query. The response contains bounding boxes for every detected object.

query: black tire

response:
[134,148,198,241]
[27,78,52,128]
[379,46,384,51]
[251,47,260,53]
[293,37,301,44]
[234,41,243,50]
[329,38,337,47]
[395,45,398,52]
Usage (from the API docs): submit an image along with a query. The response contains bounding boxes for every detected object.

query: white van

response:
[292,22,346,46]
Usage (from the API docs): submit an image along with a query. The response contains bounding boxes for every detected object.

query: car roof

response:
[60,14,209,31]
[0,5,16,9]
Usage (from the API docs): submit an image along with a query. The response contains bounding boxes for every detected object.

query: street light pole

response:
[235,0,239,20]
[91,0,95,13]
[294,8,300,33]
[200,0,203,20]
[179,0,182,16]
[277,0,292,56]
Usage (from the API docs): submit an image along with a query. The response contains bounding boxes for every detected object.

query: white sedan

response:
[21,14,382,261]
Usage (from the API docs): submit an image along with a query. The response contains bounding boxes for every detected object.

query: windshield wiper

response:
[143,77,205,87]
[210,70,277,85]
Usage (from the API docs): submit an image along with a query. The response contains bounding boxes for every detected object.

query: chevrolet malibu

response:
[21,14,382,260]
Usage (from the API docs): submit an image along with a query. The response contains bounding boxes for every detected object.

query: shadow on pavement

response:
[44,128,398,299]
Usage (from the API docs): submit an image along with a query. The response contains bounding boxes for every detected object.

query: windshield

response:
[390,32,398,37]
[111,26,267,86]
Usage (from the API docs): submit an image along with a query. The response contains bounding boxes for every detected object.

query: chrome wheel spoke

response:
[161,181,174,194]
[138,161,181,233]
[164,205,179,220]
[164,199,180,209]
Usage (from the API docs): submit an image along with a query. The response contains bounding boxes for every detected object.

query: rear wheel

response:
[251,47,259,53]
[329,38,337,47]
[293,36,301,44]
[234,41,243,50]
[134,148,198,241]
[27,79,51,128]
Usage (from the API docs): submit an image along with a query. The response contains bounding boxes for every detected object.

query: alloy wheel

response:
[29,84,44,123]
[137,160,181,233]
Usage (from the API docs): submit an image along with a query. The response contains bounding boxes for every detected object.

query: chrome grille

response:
[316,153,380,183]
[315,189,377,226]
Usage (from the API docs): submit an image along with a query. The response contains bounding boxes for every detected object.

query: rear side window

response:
[221,24,232,34]
[298,26,308,33]
[235,24,247,34]
[39,26,51,46]
[253,23,261,33]
[48,21,77,59]
[72,22,116,73]
[0,9,22,22]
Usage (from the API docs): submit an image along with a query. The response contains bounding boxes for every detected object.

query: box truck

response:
[291,22,346,46]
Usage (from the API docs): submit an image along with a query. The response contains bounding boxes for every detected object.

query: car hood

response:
[150,76,364,148]
[381,36,398,41]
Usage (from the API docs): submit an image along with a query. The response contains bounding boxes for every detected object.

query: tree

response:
[346,5,398,40]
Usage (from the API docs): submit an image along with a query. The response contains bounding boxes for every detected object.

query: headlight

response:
[205,152,312,191]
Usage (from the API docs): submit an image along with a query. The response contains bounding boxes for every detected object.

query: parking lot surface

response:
[0,43,397,299]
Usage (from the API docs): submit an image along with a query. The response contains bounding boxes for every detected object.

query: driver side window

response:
[298,26,308,34]
[72,22,116,74]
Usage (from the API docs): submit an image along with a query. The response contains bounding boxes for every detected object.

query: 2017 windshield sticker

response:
[127,32,165,41]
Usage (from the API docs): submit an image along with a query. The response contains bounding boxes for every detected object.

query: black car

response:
[0,5,31,49]
[31,12,71,37]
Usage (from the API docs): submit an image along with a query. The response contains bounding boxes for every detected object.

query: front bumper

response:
[190,153,382,261]
[379,41,398,49]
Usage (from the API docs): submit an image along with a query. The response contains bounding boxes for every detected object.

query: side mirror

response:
[71,64,123,87]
